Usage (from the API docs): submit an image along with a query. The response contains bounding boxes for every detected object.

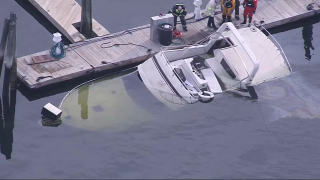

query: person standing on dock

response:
[169,4,188,31]
[241,0,258,25]
[220,0,236,25]
[205,0,218,29]
[235,0,241,20]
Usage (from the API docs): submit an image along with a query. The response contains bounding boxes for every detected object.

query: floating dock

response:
[17,0,320,90]
[28,0,110,43]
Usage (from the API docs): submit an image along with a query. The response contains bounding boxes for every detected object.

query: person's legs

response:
[207,16,213,27]
[180,16,187,31]
[235,0,240,20]
[241,8,248,24]
[173,15,178,30]
[211,16,218,29]
[227,8,232,22]
[221,8,227,25]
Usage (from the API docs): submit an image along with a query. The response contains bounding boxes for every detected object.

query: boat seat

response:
[200,68,223,93]
[179,58,208,89]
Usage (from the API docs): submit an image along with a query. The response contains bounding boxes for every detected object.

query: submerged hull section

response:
[138,54,198,106]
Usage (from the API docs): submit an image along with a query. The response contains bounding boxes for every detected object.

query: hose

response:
[50,42,66,59]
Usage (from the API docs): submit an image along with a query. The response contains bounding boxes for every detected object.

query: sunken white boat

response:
[138,22,292,104]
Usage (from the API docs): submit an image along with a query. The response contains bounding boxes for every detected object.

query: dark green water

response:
[1,0,320,178]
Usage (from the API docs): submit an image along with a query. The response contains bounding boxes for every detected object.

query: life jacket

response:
[223,0,233,8]
[245,0,255,8]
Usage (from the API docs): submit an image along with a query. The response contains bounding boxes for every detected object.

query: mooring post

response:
[0,18,10,77]
[9,12,18,123]
[0,12,17,160]
[2,12,17,122]
[80,0,93,38]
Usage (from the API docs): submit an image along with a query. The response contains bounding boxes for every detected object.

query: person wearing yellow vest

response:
[220,0,235,25]
[205,0,218,29]
[169,4,188,31]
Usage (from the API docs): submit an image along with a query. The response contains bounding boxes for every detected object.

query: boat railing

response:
[159,52,200,100]
[160,30,251,90]
[209,31,250,82]
[158,89,199,105]
[257,23,292,72]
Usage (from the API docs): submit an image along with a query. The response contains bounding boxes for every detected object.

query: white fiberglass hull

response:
[138,54,198,108]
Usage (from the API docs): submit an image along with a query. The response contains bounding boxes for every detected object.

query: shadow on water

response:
[302,24,315,60]
[0,111,14,160]
[78,83,90,120]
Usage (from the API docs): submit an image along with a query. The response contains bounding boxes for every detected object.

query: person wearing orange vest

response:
[220,0,236,25]
[241,0,258,25]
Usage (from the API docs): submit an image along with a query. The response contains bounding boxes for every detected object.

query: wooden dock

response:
[28,0,110,43]
[16,0,320,90]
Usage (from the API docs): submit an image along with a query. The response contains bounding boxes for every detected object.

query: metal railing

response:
[159,52,199,100]
[255,21,292,72]
[160,30,251,90]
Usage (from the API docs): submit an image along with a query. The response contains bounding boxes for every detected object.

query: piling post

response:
[0,12,17,160]
[2,13,17,117]
[0,18,10,77]
[80,0,93,38]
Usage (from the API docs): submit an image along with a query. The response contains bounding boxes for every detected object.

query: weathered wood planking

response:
[17,0,320,89]
[17,50,93,89]
[29,0,110,43]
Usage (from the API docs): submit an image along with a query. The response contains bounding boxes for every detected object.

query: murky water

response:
[1,0,320,178]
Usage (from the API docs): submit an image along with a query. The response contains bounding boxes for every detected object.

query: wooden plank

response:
[253,1,274,23]
[29,0,110,43]
[17,49,93,89]
[284,0,307,15]
[268,0,292,18]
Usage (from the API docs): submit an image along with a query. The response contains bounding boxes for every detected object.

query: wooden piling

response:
[80,0,93,38]
[0,18,10,77]
[2,13,17,120]
[8,12,18,123]
[0,12,17,160]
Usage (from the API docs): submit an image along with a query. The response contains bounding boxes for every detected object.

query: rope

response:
[100,42,153,66]
[67,14,198,51]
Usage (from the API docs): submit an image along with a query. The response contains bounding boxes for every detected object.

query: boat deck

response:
[16,0,320,89]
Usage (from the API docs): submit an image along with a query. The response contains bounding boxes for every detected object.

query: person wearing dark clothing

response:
[235,0,241,20]
[205,0,218,29]
[241,0,258,25]
[302,25,314,60]
[169,4,188,31]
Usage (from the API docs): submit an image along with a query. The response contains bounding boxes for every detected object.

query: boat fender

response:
[198,91,214,100]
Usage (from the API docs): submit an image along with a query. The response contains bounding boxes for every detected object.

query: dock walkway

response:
[17,0,320,89]
[29,0,110,43]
